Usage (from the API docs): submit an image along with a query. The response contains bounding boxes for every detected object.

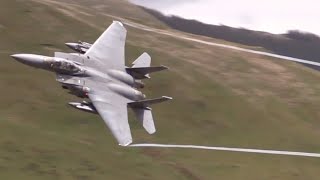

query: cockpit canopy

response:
[45,57,82,74]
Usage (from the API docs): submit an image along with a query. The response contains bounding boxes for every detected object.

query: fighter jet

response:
[65,41,91,54]
[11,21,171,146]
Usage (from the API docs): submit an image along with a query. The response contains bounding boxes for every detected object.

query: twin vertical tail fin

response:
[132,108,155,134]
[129,96,173,134]
[126,52,168,79]
[132,52,151,68]
[128,52,171,134]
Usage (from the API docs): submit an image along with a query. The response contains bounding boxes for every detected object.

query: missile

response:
[68,101,97,114]
[65,41,92,54]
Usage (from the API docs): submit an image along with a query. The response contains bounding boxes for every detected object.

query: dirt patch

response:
[142,148,164,160]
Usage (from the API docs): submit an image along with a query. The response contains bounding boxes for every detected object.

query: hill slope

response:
[1,0,320,179]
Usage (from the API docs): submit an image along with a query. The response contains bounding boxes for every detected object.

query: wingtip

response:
[147,129,156,135]
[119,143,131,147]
[119,140,133,147]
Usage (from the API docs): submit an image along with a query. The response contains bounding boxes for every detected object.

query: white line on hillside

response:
[116,19,320,67]
[130,144,320,158]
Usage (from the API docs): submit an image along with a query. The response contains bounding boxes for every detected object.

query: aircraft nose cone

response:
[10,54,45,68]
[10,54,24,61]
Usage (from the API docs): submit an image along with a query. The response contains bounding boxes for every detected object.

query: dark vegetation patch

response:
[141,7,320,65]
[40,43,55,47]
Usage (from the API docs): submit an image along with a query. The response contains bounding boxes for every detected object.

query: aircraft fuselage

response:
[11,54,145,101]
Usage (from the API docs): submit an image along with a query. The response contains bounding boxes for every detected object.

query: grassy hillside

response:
[1,0,320,179]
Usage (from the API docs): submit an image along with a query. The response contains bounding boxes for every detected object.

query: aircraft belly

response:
[56,74,86,86]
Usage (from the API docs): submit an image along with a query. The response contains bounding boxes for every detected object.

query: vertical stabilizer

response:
[132,108,156,134]
[129,96,172,134]
[132,52,151,68]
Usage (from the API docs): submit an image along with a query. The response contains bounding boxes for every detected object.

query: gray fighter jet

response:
[11,21,171,146]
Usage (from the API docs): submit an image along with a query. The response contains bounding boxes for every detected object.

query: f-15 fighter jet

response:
[11,21,171,146]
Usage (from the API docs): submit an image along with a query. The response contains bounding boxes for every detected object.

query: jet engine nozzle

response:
[134,80,145,89]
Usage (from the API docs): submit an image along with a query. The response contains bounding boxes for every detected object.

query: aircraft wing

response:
[88,89,132,146]
[85,21,127,71]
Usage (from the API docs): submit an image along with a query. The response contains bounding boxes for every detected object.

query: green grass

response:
[1,0,320,179]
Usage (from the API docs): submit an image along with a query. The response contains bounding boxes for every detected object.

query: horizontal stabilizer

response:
[126,66,169,79]
[132,108,156,134]
[128,96,173,109]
